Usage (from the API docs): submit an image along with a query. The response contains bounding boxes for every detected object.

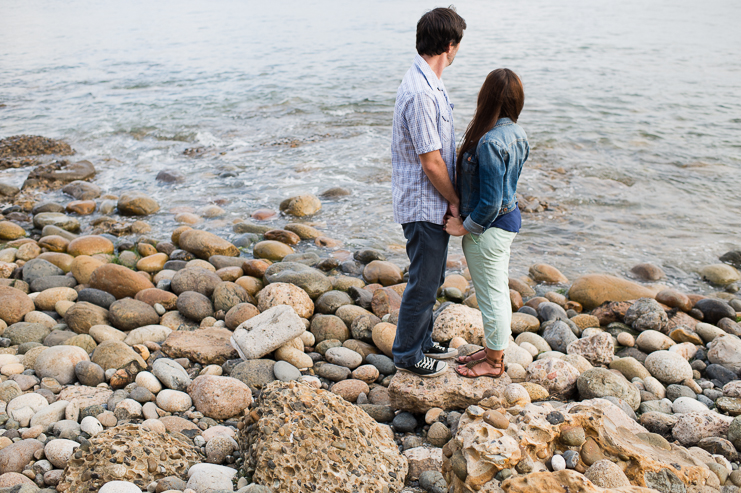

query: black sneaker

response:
[424,341,458,359]
[397,356,448,378]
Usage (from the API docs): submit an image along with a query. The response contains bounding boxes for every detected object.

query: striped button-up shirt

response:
[391,55,456,225]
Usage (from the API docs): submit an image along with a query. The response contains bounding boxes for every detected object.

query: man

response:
[391,7,466,377]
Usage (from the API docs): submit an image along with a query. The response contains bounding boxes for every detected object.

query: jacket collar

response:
[494,117,514,127]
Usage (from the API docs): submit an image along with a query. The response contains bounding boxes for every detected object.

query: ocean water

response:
[1,0,740,292]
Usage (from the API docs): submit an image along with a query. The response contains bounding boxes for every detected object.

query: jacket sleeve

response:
[463,141,507,234]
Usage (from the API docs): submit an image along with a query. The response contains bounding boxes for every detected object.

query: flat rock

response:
[161,328,238,365]
[231,305,306,360]
[568,274,658,310]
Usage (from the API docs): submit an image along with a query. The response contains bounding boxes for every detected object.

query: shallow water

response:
[1,0,740,292]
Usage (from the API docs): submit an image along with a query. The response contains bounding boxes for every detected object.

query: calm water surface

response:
[1,0,740,292]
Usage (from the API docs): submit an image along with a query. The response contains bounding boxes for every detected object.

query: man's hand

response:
[444,216,468,236]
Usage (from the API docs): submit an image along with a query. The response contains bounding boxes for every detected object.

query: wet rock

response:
[567,274,657,310]
[177,229,238,260]
[695,298,736,325]
[656,289,693,312]
[631,263,666,281]
[239,381,406,492]
[279,194,322,217]
[0,221,26,241]
[362,261,402,286]
[700,264,741,286]
[33,212,80,232]
[117,192,159,215]
[62,180,101,200]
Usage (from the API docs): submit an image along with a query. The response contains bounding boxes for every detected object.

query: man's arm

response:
[420,150,460,216]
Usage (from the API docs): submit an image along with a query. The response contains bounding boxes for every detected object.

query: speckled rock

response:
[576,367,641,411]
[232,305,306,360]
[256,282,314,318]
[566,332,614,366]
[644,350,693,384]
[672,411,733,446]
[161,328,238,365]
[525,358,580,399]
[432,304,484,345]
[56,424,201,493]
[239,380,406,493]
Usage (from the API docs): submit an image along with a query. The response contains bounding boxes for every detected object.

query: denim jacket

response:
[458,118,529,234]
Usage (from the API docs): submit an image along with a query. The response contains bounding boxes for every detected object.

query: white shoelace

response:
[415,357,437,371]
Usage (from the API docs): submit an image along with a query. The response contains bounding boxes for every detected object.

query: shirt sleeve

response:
[468,141,507,231]
[403,93,442,156]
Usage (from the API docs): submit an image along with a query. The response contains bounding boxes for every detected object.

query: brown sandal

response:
[455,356,505,379]
[455,349,486,365]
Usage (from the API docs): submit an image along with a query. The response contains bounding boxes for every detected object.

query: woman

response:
[444,68,528,378]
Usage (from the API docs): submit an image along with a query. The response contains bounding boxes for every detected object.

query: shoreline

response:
[0,137,740,492]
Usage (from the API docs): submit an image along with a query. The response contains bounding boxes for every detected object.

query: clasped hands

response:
[444,201,468,236]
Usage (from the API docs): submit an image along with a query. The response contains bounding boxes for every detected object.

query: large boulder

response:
[89,264,154,299]
[56,425,201,493]
[177,229,239,259]
[444,401,717,493]
[238,381,405,492]
[568,274,658,310]
[389,363,511,413]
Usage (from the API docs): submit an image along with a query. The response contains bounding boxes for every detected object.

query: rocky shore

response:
[0,136,740,493]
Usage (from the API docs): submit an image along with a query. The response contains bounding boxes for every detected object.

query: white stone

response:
[141,419,166,434]
[98,481,143,493]
[643,376,666,399]
[696,322,726,343]
[503,383,531,407]
[708,335,741,373]
[135,371,163,394]
[124,325,172,346]
[80,416,104,436]
[45,438,80,468]
[186,470,234,493]
[0,354,20,367]
[672,396,709,414]
[7,392,49,417]
[551,454,566,471]
[231,305,306,360]
[519,341,539,357]
[324,347,363,369]
[156,389,192,412]
[187,463,238,479]
[644,350,693,384]
[34,345,90,385]
[142,402,159,420]
[30,400,69,432]
[13,405,35,427]
[504,343,533,368]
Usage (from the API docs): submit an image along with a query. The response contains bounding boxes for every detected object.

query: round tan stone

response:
[70,255,104,284]
[568,274,660,310]
[187,259,216,272]
[362,261,403,286]
[38,235,69,253]
[171,225,192,244]
[351,364,380,384]
[55,300,76,317]
[225,303,260,330]
[136,253,168,273]
[264,229,301,245]
[16,243,40,261]
[441,274,468,292]
[0,286,35,325]
[274,345,313,369]
[330,379,369,402]
[253,240,294,261]
[216,266,243,282]
[174,212,201,225]
[371,322,397,357]
[529,263,568,284]
[177,229,239,259]
[279,194,322,217]
[656,289,693,312]
[257,282,314,319]
[0,221,26,240]
[134,288,178,310]
[136,243,157,257]
[67,236,114,257]
[65,200,96,215]
[34,287,78,311]
[37,252,74,272]
[235,276,263,296]
[284,223,322,240]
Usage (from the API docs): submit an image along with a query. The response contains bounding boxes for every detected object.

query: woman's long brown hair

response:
[456,69,525,171]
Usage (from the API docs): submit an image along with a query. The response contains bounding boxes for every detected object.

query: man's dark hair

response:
[416,6,466,57]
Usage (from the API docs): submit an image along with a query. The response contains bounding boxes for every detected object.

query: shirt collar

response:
[414,54,444,92]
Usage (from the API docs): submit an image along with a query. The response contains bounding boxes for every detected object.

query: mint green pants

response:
[462,227,517,351]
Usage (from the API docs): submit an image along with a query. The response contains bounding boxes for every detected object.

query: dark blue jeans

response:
[392,221,449,368]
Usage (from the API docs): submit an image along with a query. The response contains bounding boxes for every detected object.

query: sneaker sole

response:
[424,349,458,360]
[395,363,448,378]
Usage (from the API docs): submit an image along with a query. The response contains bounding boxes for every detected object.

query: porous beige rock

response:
[432,304,485,345]
[239,381,406,493]
[56,424,201,493]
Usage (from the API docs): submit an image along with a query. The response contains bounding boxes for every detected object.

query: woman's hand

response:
[444,216,469,236]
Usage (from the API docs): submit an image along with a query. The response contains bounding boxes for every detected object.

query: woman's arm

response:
[462,141,507,234]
